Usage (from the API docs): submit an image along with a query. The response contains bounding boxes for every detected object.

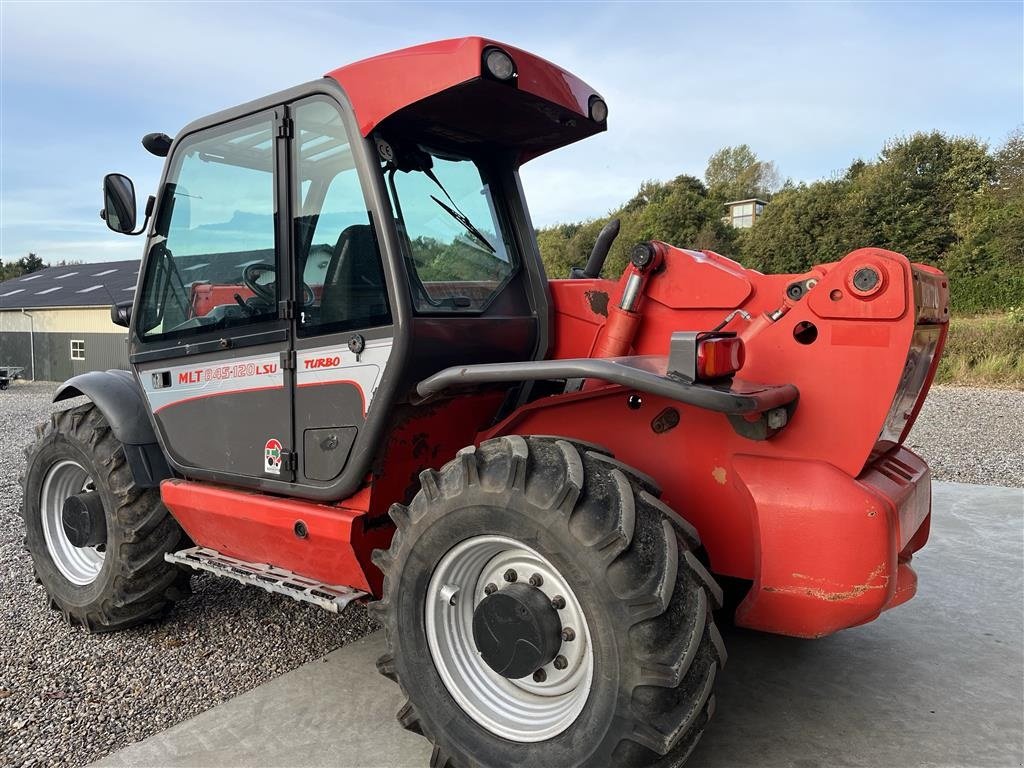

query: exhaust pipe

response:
[571,218,620,278]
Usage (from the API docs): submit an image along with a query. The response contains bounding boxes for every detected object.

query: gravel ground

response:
[0,383,378,768]
[0,381,1021,767]
[906,385,1024,488]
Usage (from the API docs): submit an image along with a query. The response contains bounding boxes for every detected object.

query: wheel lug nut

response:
[529,573,543,587]
[551,595,566,610]
[561,627,575,642]
[484,583,497,595]
[532,668,547,683]
[503,569,518,583]
[553,655,568,670]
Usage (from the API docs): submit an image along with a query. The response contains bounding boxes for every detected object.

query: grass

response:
[934,310,1024,388]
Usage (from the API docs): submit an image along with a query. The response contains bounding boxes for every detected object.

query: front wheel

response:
[21,403,190,631]
[372,436,727,767]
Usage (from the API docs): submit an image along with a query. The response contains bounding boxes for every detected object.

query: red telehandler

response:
[22,37,947,767]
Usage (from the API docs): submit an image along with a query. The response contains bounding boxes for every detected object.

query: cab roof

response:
[326,37,606,162]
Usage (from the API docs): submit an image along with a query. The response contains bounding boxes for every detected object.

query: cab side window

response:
[292,98,390,336]
[136,112,280,341]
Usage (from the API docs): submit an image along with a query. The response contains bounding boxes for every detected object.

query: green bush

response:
[948,271,1024,313]
[935,313,1024,388]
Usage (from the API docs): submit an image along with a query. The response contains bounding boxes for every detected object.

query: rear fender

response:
[54,370,172,487]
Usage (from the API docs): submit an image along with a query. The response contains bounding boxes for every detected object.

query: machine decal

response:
[264,438,283,475]
[140,351,285,414]
[303,355,342,370]
[296,338,392,416]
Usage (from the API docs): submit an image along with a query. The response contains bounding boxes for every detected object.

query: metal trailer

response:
[0,365,24,390]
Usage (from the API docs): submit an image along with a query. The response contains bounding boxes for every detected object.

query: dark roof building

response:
[1,260,142,382]
[0,260,141,310]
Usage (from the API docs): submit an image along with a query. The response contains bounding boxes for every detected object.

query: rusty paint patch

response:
[585,290,609,317]
[765,564,890,602]
[712,466,727,485]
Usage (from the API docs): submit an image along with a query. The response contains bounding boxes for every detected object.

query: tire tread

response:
[372,434,725,768]
[21,403,189,633]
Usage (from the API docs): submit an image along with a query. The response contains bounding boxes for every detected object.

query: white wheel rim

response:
[425,535,594,742]
[40,459,105,586]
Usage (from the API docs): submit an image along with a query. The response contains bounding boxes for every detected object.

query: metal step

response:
[165,546,365,614]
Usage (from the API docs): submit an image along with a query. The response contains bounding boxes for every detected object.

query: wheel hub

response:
[425,535,594,742]
[472,582,562,679]
[40,459,105,586]
[61,491,107,548]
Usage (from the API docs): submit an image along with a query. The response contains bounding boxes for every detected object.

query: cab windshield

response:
[381,144,518,312]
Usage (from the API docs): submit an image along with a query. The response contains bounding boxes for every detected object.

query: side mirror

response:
[102,173,138,234]
[110,300,132,328]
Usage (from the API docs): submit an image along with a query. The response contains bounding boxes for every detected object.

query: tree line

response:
[537,130,1023,312]
[0,253,45,282]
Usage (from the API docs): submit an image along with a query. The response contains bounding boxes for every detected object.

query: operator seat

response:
[320,224,388,325]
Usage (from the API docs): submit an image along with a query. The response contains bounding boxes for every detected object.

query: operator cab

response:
[101,38,608,501]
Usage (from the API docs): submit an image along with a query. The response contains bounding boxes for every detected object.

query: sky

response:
[1,1,1021,265]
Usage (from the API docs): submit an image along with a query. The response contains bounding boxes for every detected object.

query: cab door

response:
[132,107,297,484]
[288,97,395,487]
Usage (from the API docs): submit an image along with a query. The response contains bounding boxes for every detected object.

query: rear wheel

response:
[21,403,190,631]
[372,435,726,767]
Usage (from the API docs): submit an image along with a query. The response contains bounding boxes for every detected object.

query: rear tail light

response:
[697,337,745,380]
[875,266,949,454]
[668,331,745,382]
[876,324,944,450]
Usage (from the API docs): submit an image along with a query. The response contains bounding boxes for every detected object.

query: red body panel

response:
[486,245,947,638]
[546,247,946,476]
[365,392,509,519]
[326,36,597,137]
[730,448,930,637]
[160,480,390,594]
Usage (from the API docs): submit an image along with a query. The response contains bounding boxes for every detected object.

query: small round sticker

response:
[264,438,283,475]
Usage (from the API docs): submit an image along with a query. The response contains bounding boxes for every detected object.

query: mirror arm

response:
[126,195,156,236]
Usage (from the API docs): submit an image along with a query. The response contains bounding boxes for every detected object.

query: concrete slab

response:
[97,482,1023,768]
[95,635,430,768]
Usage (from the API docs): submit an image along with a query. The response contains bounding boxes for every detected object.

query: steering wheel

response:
[242,262,277,302]
[242,262,315,306]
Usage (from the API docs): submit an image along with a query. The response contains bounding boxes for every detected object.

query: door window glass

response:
[383,148,517,312]
[136,113,279,340]
[292,98,390,336]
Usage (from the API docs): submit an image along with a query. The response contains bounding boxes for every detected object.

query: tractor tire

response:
[372,435,726,768]
[21,402,190,632]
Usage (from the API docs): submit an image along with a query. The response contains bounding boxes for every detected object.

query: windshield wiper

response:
[420,165,497,254]
[428,194,496,254]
